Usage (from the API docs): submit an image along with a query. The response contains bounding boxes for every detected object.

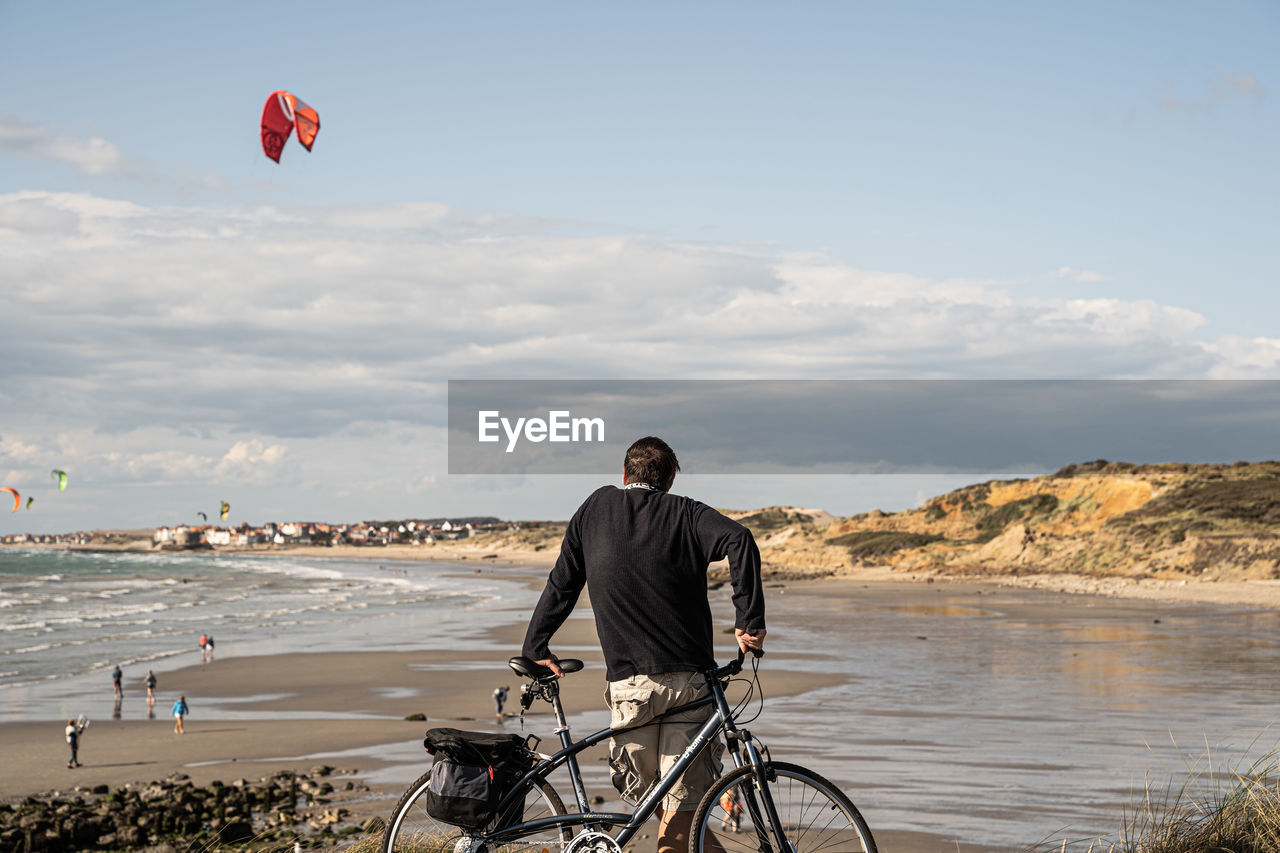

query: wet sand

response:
[0,614,845,795]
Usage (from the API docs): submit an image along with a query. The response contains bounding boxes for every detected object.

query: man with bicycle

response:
[523,436,767,853]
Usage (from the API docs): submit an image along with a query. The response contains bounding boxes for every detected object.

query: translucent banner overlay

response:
[447,380,1280,475]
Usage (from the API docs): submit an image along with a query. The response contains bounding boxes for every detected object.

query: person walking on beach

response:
[144,670,157,706]
[719,787,742,832]
[199,634,208,663]
[65,717,86,768]
[522,436,766,853]
[493,685,509,719]
[206,635,215,661]
[172,695,189,734]
[111,664,123,698]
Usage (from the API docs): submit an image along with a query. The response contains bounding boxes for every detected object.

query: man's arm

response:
[697,508,766,653]
[521,510,587,676]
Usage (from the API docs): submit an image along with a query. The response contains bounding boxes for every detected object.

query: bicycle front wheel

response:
[691,761,877,853]
[382,771,568,853]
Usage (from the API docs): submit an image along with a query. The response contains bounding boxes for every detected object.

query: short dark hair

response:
[624,436,680,491]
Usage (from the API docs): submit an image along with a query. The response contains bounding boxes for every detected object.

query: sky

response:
[1,2,1277,532]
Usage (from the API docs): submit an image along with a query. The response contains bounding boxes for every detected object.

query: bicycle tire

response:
[690,761,877,853]
[382,770,569,853]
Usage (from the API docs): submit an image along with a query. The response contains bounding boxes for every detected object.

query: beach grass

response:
[1116,754,1280,853]
[1035,744,1280,853]
[318,832,457,853]
[322,836,385,853]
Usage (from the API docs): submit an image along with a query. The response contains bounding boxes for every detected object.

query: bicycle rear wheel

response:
[691,761,877,853]
[382,772,569,853]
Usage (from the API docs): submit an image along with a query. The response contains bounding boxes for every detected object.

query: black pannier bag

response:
[422,728,534,829]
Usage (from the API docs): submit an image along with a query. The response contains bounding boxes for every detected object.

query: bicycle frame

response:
[484,664,772,849]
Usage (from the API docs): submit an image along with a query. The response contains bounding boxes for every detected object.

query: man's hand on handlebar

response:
[735,627,767,656]
[536,656,565,677]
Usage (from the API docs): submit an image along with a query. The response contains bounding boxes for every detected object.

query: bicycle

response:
[382,651,877,853]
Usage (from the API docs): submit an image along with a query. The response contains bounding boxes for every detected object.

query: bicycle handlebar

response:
[513,648,762,690]
[711,646,764,681]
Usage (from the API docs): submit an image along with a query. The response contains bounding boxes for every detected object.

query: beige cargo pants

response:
[605,670,723,812]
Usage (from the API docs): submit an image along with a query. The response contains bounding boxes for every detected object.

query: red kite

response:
[261,90,320,163]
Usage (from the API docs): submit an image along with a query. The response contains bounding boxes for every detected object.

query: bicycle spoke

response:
[789,776,852,852]
[383,775,569,853]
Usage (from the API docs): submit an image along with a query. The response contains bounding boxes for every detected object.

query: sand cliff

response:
[733,461,1280,588]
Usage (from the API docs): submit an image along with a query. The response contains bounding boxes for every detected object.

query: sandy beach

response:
[258,541,1280,610]
[0,607,845,786]
[9,548,1280,853]
[2,619,941,847]
[1,559,1032,853]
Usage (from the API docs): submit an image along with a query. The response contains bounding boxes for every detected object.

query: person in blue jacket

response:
[172,695,189,734]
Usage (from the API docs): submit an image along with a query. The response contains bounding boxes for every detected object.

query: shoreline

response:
[12,538,1280,611]
[0,540,558,566]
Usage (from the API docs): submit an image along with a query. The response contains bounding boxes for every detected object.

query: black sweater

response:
[522,485,766,681]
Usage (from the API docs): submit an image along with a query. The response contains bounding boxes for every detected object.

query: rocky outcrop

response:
[0,767,374,853]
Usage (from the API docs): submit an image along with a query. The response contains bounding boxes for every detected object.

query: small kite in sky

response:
[261,90,320,163]
[25,496,34,510]
[51,469,68,491]
[1,487,18,512]
[220,501,231,521]
[198,511,208,522]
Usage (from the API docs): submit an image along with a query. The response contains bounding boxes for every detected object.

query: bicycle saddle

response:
[508,656,584,679]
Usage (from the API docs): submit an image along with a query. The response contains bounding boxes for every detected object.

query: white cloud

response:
[1203,335,1280,378]
[0,196,81,233]
[1,190,1270,414]
[0,429,293,491]
[2,190,1278,528]
[212,440,290,481]
[406,473,439,494]
[0,436,46,465]
[0,113,123,175]
[1049,266,1111,283]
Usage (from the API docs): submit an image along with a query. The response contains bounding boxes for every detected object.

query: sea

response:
[0,548,539,711]
[6,546,1280,850]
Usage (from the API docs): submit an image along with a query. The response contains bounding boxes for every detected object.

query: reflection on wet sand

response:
[739,579,1280,850]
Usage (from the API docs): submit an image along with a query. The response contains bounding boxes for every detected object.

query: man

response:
[522,436,766,853]
[493,685,510,719]
[111,665,122,698]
